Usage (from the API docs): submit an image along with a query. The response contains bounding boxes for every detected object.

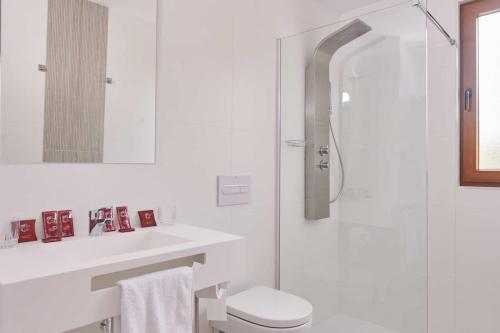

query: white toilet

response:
[210,286,313,333]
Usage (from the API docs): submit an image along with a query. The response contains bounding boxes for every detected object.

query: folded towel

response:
[118,267,193,333]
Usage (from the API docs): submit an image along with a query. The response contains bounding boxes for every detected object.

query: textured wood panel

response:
[43,0,108,163]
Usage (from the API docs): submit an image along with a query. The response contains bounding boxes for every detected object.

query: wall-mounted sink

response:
[78,231,190,258]
[4,231,188,265]
[0,224,244,333]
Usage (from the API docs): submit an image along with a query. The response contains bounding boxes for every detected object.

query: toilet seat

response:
[211,286,313,333]
[212,313,312,333]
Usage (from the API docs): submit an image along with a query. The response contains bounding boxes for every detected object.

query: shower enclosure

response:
[277,2,427,333]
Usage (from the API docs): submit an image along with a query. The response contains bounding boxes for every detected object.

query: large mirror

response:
[0,0,157,163]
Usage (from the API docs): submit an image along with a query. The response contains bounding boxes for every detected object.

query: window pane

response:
[478,11,500,170]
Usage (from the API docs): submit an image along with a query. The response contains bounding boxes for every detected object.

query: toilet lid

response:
[226,286,313,328]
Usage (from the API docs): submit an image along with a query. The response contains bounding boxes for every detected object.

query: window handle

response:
[465,88,473,112]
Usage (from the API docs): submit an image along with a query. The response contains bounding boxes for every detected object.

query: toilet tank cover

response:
[226,286,313,328]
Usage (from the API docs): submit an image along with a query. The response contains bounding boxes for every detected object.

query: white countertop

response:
[0,223,245,333]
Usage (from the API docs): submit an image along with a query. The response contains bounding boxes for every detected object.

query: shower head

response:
[313,19,372,63]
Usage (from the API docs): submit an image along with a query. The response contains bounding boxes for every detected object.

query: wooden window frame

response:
[460,0,500,186]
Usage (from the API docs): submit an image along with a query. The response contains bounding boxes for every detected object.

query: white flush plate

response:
[217,175,251,206]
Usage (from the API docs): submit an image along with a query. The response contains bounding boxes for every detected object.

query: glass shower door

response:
[278,3,427,333]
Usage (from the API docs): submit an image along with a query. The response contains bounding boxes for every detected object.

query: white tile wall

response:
[428,203,456,280]
[428,0,500,332]
[428,276,455,333]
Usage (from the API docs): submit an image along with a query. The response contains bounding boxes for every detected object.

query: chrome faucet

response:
[89,208,113,236]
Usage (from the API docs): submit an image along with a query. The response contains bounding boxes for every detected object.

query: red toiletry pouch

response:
[42,211,61,242]
[102,207,116,232]
[116,206,134,232]
[17,219,37,243]
[138,210,157,228]
[58,210,75,237]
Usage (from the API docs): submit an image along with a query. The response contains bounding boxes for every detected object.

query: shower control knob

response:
[318,160,329,170]
[319,146,329,156]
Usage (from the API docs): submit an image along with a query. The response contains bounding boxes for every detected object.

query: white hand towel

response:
[118,266,193,333]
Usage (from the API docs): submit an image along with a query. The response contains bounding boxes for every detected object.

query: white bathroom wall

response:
[427,1,500,333]
[102,2,156,163]
[426,2,460,332]
[0,0,48,162]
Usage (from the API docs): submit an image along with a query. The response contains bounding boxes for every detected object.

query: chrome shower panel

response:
[305,19,371,220]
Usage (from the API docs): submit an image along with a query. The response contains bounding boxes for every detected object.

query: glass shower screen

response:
[278,2,427,333]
